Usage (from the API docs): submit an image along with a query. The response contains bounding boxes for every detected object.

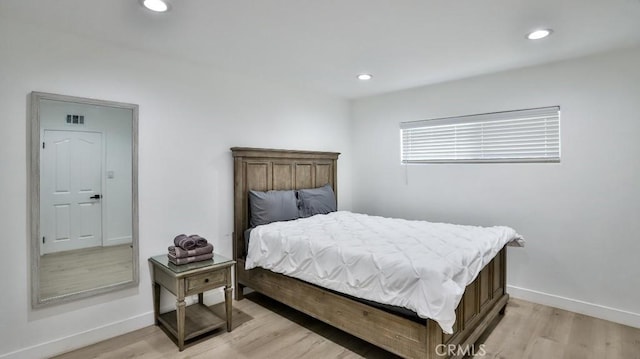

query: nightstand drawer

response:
[186,270,226,294]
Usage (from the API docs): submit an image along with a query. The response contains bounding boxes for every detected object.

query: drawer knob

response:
[204,278,209,283]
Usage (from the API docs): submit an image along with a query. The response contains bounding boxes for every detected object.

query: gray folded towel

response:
[167,252,213,265]
[173,234,196,250]
[168,243,214,258]
[189,234,208,248]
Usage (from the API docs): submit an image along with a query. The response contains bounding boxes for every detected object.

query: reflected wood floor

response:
[40,244,133,299]
[55,294,640,359]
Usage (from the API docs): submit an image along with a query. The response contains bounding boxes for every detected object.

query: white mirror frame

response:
[30,91,139,308]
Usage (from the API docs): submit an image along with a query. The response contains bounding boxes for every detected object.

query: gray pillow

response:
[298,184,337,217]
[249,189,299,227]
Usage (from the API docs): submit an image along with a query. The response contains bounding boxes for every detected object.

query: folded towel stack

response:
[168,234,214,265]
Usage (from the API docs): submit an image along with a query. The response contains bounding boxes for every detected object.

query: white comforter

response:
[245,211,522,334]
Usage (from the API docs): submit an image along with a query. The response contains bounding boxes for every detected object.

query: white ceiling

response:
[2,0,640,98]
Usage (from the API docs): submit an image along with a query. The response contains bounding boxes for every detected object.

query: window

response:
[400,106,560,163]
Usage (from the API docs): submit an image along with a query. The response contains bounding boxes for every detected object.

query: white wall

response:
[0,17,352,358]
[351,46,640,328]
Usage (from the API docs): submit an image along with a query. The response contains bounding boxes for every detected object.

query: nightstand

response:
[149,253,235,351]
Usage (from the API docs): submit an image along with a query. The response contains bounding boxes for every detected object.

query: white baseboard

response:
[103,236,132,246]
[159,290,225,313]
[0,293,226,359]
[0,312,153,359]
[507,285,640,329]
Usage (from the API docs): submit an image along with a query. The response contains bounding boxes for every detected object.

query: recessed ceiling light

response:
[357,74,373,81]
[527,29,552,40]
[142,0,169,12]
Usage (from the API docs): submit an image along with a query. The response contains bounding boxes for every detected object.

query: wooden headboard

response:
[231,147,340,262]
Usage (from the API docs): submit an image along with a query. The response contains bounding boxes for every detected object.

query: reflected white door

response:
[41,130,103,254]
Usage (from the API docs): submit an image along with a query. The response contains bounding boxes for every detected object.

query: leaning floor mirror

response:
[30,92,139,307]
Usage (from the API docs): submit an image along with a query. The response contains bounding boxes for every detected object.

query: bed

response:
[232,147,510,359]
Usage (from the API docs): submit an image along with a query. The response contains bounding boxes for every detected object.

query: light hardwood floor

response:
[54,293,640,359]
[40,244,133,298]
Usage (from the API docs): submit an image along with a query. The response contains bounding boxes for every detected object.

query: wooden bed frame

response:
[231,147,508,359]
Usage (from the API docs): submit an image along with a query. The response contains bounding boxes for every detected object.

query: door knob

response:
[90,194,102,199]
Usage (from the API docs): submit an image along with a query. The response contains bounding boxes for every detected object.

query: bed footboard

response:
[236,248,507,359]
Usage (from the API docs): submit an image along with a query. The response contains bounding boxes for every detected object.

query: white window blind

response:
[400,106,560,163]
